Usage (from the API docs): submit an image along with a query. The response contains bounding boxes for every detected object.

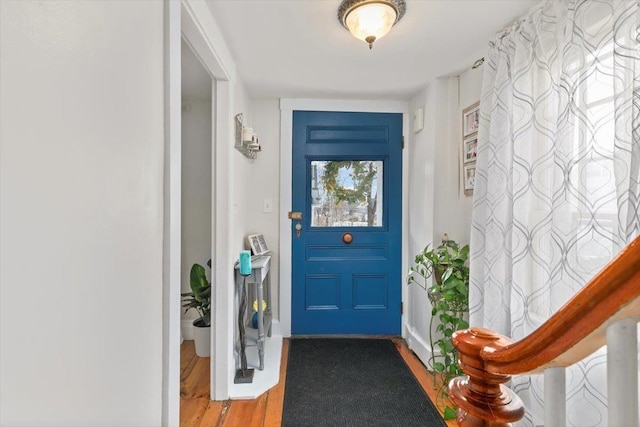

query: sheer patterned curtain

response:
[469,1,640,426]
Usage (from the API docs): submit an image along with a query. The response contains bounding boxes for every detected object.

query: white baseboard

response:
[270,320,283,337]
[405,324,434,369]
[181,319,195,341]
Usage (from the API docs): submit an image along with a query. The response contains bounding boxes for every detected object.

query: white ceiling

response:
[205,0,538,100]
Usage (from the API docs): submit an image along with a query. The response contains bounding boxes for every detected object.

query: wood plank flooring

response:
[180,339,456,427]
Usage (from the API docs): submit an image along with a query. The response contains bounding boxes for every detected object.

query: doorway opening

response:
[290,111,403,335]
[180,38,214,408]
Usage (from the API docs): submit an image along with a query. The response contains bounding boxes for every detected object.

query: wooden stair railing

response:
[449,235,640,427]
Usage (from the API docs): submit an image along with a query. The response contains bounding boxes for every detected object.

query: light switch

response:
[263,198,273,213]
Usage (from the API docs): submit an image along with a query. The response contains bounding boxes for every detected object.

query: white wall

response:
[458,66,484,243]
[249,99,281,318]
[404,68,483,367]
[405,75,469,363]
[0,1,164,425]
[230,82,254,262]
[405,83,437,360]
[433,78,466,245]
[181,98,212,328]
[406,81,441,361]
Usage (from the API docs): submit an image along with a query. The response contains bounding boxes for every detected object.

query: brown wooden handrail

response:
[449,234,640,426]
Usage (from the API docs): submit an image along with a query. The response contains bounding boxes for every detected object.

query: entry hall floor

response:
[180,339,457,427]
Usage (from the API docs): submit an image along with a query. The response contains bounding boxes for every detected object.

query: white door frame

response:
[164,1,237,423]
[278,99,410,337]
[163,1,181,424]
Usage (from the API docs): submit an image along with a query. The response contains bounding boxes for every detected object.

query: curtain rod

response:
[472,57,485,69]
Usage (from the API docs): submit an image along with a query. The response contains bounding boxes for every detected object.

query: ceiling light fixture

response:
[338,0,406,50]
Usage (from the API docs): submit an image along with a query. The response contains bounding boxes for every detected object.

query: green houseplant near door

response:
[182,260,212,357]
[407,238,469,420]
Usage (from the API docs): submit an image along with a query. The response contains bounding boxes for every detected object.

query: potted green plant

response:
[407,238,469,420]
[182,260,212,357]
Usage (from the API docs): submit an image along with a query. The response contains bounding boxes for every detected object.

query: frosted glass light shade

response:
[345,3,397,49]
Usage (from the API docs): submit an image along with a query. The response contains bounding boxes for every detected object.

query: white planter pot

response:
[192,318,211,357]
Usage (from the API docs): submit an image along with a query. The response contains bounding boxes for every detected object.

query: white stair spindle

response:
[545,367,566,426]
[607,318,639,427]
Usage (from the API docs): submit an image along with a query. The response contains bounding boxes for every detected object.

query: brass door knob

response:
[342,233,353,244]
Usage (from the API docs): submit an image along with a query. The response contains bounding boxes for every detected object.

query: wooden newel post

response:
[448,327,525,427]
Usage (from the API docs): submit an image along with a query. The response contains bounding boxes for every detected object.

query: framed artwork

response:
[462,101,479,196]
[247,233,270,256]
[464,164,476,193]
[463,135,478,163]
[463,102,480,137]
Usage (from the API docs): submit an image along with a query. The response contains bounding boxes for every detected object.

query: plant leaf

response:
[441,268,453,283]
[443,406,457,420]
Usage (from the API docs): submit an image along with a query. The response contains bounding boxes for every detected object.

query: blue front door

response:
[291,111,402,335]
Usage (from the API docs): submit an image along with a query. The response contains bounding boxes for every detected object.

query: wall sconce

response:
[235,113,261,159]
[338,0,406,49]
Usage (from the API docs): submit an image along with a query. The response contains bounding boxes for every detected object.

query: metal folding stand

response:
[234,275,254,383]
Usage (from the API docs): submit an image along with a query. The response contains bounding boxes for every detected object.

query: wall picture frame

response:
[462,101,479,196]
[464,163,476,193]
[247,233,270,256]
[463,134,478,164]
[463,101,480,137]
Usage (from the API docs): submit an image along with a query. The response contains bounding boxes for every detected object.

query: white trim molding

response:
[278,98,410,338]
[175,0,237,403]
[163,1,182,425]
[280,98,409,114]
[212,80,234,400]
[180,0,237,82]
[404,324,433,367]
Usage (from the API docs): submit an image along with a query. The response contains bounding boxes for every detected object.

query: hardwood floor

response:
[180,339,456,427]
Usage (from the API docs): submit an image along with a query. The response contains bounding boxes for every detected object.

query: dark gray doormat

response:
[282,338,447,427]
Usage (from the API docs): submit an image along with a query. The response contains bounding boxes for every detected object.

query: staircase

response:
[449,235,640,426]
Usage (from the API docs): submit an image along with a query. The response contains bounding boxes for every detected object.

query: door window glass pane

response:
[310,160,383,227]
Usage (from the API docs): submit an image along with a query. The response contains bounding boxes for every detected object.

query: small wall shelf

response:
[235,113,261,159]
